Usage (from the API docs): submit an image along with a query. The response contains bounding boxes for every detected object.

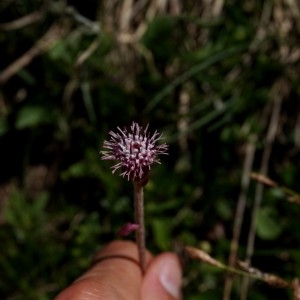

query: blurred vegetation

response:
[1,0,300,299]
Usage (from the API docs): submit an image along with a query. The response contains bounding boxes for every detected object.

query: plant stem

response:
[133,181,146,274]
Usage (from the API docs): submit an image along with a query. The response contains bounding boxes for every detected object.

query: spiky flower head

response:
[101,122,168,182]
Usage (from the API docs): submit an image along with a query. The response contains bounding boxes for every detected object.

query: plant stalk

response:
[133,181,146,274]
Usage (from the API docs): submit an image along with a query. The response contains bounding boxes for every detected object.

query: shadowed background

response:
[1,0,300,299]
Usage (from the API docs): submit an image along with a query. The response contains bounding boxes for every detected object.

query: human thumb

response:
[142,253,182,300]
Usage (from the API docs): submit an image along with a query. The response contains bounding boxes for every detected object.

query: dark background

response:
[1,0,300,299]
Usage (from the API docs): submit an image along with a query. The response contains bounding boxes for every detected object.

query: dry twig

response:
[241,79,289,300]
[0,23,69,85]
[0,11,43,31]
[223,137,256,300]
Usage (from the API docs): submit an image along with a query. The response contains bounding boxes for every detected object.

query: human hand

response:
[55,240,182,300]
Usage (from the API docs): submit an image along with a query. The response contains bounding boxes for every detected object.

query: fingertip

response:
[142,253,182,300]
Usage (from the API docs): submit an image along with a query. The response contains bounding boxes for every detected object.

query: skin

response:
[55,240,182,300]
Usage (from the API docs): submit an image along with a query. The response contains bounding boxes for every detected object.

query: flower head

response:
[101,122,168,182]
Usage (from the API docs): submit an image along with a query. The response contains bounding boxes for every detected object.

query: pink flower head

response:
[101,122,168,182]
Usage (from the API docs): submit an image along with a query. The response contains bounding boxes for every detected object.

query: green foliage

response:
[0,117,8,136]
[256,206,283,240]
[1,1,300,299]
[15,105,56,129]
[4,188,48,236]
[142,16,180,64]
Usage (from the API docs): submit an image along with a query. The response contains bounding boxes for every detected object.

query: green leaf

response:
[216,199,232,220]
[61,161,89,180]
[18,69,37,85]
[145,43,248,113]
[256,207,282,240]
[15,106,54,129]
[151,218,171,250]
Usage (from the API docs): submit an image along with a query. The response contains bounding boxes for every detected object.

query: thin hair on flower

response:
[101,122,168,181]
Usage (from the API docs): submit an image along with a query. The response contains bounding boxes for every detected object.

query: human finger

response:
[142,252,182,300]
[55,240,152,300]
